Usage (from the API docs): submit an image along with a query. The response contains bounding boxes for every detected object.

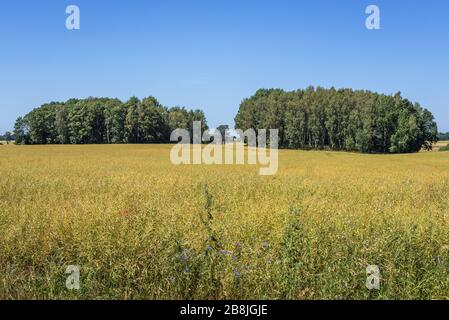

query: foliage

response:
[0,132,14,144]
[235,87,438,153]
[438,132,449,140]
[13,97,208,145]
[216,125,230,143]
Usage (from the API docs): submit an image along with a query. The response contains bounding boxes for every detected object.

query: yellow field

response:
[0,145,448,299]
[424,140,449,152]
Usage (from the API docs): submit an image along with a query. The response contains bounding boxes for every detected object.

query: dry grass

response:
[0,145,448,299]
[425,140,449,152]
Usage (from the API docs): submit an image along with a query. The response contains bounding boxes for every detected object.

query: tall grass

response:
[0,145,448,299]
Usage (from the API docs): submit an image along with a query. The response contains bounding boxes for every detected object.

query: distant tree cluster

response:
[235,87,438,153]
[438,132,449,140]
[0,132,14,143]
[14,97,208,145]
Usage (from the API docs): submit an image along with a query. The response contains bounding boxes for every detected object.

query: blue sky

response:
[0,0,448,132]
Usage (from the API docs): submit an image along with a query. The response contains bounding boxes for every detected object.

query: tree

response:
[55,105,69,144]
[125,97,141,143]
[216,125,230,143]
[104,99,127,144]
[24,103,58,144]
[188,109,208,143]
[137,97,170,143]
[235,87,438,153]
[14,116,29,145]
[438,132,449,140]
[14,96,208,146]
[168,107,190,132]
[4,132,12,144]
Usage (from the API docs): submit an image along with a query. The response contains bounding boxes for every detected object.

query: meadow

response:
[0,144,448,299]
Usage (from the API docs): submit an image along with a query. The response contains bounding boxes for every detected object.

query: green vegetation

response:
[0,132,14,144]
[235,87,438,153]
[13,87,439,154]
[439,143,449,152]
[438,132,449,140]
[13,97,208,145]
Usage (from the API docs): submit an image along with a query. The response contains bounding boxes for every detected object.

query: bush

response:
[439,144,449,152]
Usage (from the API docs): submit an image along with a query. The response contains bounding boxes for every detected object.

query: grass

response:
[428,140,449,152]
[439,143,449,152]
[0,144,448,299]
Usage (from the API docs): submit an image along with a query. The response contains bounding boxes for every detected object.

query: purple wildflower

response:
[218,250,233,256]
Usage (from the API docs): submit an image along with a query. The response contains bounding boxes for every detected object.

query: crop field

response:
[427,140,449,152]
[0,145,448,299]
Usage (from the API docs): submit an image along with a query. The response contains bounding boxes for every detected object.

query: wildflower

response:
[179,250,189,262]
[218,250,233,256]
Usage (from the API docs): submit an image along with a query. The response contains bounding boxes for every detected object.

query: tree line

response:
[13,97,208,145]
[0,132,14,143]
[12,87,439,153]
[235,87,438,153]
[438,132,449,140]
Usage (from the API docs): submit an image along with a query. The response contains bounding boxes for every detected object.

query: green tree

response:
[137,97,170,143]
[168,107,190,132]
[236,87,438,153]
[15,96,209,146]
[13,117,29,145]
[216,125,230,143]
[104,99,127,144]
[188,109,208,143]
[125,97,140,143]
[4,132,12,144]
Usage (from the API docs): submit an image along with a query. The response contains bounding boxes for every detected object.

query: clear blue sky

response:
[0,0,448,132]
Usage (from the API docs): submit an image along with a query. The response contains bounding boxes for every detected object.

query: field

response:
[0,145,448,299]
[429,140,449,152]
